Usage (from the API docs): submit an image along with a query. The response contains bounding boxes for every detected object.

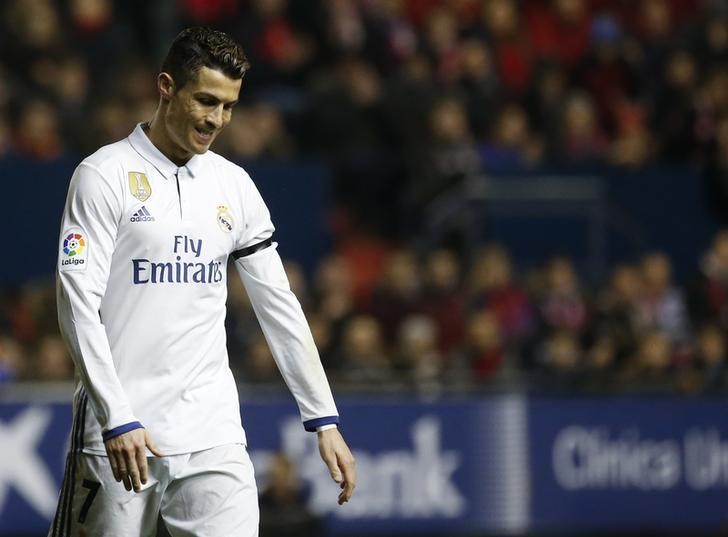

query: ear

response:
[158,73,175,101]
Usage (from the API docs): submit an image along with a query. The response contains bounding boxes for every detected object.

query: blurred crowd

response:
[2,0,728,233]
[6,228,728,395]
[3,0,728,394]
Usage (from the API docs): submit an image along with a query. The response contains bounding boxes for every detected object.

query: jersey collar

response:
[127,123,203,179]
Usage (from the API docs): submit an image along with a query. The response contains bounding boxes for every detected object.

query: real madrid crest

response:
[128,172,152,202]
[217,205,234,233]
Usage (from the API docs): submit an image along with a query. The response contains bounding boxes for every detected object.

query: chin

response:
[188,139,211,155]
[189,134,215,154]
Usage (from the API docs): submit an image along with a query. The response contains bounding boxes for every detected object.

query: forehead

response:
[185,66,241,100]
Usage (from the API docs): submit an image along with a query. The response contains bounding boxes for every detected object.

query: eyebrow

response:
[194,92,238,107]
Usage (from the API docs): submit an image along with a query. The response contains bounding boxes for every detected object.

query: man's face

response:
[163,66,241,160]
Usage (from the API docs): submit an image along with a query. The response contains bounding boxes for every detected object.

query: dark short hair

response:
[161,27,250,90]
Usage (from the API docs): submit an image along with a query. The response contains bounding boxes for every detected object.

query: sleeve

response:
[234,171,275,251]
[234,246,339,430]
[56,162,141,438]
[232,175,339,431]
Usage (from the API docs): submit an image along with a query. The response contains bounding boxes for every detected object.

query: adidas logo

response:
[130,206,155,222]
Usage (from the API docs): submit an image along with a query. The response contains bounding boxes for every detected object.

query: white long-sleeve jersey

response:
[56,124,338,455]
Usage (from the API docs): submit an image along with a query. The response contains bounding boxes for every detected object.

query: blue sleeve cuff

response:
[303,416,339,432]
[102,421,144,442]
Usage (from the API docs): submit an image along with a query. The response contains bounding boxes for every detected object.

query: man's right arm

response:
[57,162,159,491]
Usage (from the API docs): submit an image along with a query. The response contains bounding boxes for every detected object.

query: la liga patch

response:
[59,228,88,272]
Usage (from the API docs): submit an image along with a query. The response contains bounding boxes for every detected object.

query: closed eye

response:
[194,93,237,109]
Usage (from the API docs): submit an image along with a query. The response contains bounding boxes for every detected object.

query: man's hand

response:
[104,428,163,492]
[318,428,356,505]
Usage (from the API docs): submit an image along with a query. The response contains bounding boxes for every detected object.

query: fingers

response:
[107,448,129,489]
[324,455,343,483]
[104,429,158,493]
[110,447,141,492]
[126,450,142,492]
[318,429,357,505]
[108,452,121,482]
[337,452,356,505]
[135,446,148,486]
[145,430,164,458]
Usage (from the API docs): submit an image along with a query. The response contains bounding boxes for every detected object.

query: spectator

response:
[457,37,500,140]
[534,329,584,391]
[558,91,609,162]
[259,453,321,537]
[89,97,138,149]
[421,249,466,353]
[305,56,396,230]
[370,249,424,344]
[620,330,675,391]
[321,0,367,59]
[482,0,533,94]
[283,260,309,308]
[576,13,640,135]
[652,49,699,161]
[226,270,260,366]
[12,98,64,160]
[638,0,675,86]
[313,254,357,357]
[694,12,728,71]
[32,335,73,381]
[335,315,393,385]
[526,61,569,155]
[70,0,134,74]
[688,230,728,331]
[384,50,437,171]
[0,335,22,383]
[218,103,295,159]
[593,263,642,363]
[404,95,480,219]
[479,103,540,171]
[691,324,728,392]
[1,0,63,81]
[468,244,533,344]
[6,282,58,347]
[583,333,619,391]
[609,99,652,168]
[363,0,418,74]
[307,312,335,370]
[422,6,460,83]
[526,0,591,67]
[395,314,443,392]
[536,256,590,336]
[455,310,506,383]
[238,0,314,87]
[241,334,283,386]
[636,252,690,345]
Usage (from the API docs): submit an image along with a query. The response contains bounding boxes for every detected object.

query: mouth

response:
[193,126,214,143]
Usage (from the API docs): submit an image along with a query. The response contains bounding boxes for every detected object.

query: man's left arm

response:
[233,242,356,503]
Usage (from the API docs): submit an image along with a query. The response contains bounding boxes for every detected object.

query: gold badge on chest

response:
[128,172,152,202]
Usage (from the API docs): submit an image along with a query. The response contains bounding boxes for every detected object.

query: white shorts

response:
[48,444,259,537]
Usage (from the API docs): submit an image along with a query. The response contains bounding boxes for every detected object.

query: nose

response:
[206,105,224,129]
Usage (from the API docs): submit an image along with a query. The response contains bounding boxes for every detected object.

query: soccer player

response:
[50,27,355,536]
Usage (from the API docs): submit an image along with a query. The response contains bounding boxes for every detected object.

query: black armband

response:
[232,237,273,259]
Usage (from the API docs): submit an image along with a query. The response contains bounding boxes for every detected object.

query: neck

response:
[145,110,191,167]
